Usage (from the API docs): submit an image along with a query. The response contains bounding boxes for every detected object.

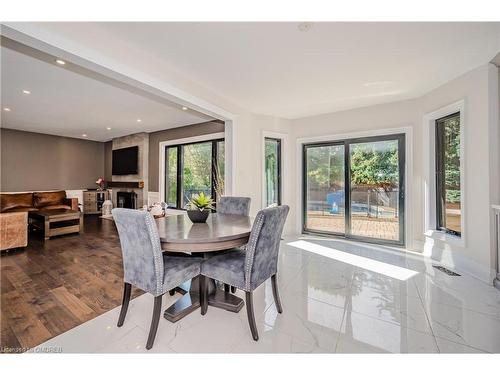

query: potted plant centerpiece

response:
[186,192,214,223]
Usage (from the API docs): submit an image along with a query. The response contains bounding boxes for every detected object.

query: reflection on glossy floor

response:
[32,236,500,353]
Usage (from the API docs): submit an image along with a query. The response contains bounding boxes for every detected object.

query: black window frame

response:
[302,133,406,247]
[264,137,282,206]
[435,112,461,237]
[164,138,224,210]
[165,146,180,209]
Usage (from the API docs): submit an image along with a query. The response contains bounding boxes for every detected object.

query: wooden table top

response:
[29,209,80,218]
[156,213,253,252]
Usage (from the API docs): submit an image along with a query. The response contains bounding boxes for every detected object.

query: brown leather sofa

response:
[0,191,78,251]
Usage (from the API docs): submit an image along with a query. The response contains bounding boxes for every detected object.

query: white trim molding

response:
[295,126,413,249]
[261,130,288,210]
[158,132,226,205]
[422,100,466,248]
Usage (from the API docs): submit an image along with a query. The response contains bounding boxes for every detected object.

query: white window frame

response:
[423,100,466,248]
[159,132,226,209]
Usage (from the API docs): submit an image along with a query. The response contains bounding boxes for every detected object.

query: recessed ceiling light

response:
[22,90,31,95]
[82,134,88,137]
[136,118,142,123]
[3,107,11,112]
[181,106,188,111]
[106,127,112,130]
[55,59,66,65]
[298,22,313,32]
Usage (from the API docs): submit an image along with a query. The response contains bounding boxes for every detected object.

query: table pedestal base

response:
[163,276,244,323]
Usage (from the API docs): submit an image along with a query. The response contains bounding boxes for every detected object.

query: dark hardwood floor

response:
[0,216,142,352]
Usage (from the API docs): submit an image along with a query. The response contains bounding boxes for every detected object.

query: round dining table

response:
[155,213,253,322]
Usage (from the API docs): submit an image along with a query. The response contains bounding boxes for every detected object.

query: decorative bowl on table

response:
[187,209,210,223]
[149,202,166,219]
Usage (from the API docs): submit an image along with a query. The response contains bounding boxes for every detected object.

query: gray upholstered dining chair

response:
[112,208,206,350]
[217,196,251,216]
[216,196,251,293]
[199,205,289,341]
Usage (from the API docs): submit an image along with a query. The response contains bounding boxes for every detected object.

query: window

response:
[264,137,281,206]
[435,112,461,237]
[303,134,405,246]
[215,140,225,200]
[165,147,178,207]
[165,139,224,209]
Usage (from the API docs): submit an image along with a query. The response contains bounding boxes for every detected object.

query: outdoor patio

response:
[306,212,399,241]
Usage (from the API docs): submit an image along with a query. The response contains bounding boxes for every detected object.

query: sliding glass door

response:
[348,136,404,243]
[304,143,345,234]
[303,134,405,246]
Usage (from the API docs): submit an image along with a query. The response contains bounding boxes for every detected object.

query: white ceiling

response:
[24,22,499,119]
[0,45,213,141]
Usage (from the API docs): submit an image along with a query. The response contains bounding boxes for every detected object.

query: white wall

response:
[290,63,500,283]
[231,113,294,233]
[418,63,499,282]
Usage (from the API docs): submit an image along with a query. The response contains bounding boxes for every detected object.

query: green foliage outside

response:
[166,148,178,206]
[306,141,399,192]
[441,116,461,204]
[306,145,344,190]
[306,118,460,205]
[350,142,399,188]
[166,141,225,207]
[265,140,279,206]
[182,142,212,202]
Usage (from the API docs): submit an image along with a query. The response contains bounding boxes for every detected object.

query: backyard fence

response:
[307,188,399,218]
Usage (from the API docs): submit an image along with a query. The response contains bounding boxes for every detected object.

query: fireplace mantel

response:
[107,181,144,189]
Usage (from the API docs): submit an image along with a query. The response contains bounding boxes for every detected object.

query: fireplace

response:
[117,191,137,209]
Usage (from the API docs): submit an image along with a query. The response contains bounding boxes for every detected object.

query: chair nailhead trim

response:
[144,212,163,296]
[244,212,264,290]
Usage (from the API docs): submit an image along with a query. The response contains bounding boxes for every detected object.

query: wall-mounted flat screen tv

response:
[112,146,138,175]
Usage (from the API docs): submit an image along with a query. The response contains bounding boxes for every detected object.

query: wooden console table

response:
[83,190,109,214]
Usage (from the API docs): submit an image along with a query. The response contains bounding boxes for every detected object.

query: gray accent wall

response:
[2,121,223,194]
[147,121,224,192]
[0,128,105,192]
